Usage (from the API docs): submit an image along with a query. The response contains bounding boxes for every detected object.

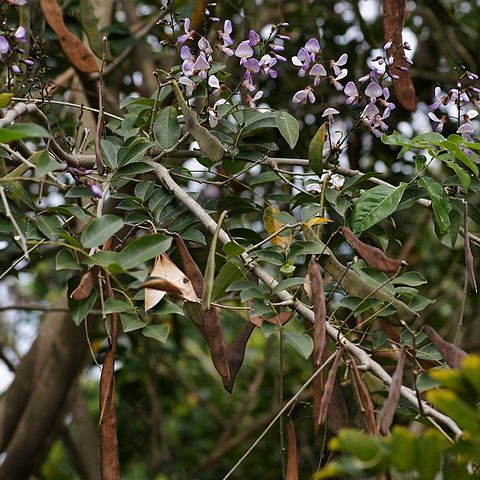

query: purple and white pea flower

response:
[293,86,315,104]
[0,36,9,56]
[365,82,383,100]
[344,81,361,105]
[193,52,210,79]
[177,18,195,44]
[180,46,195,76]
[292,47,311,77]
[248,30,261,47]
[179,76,196,97]
[198,37,213,55]
[218,20,233,46]
[309,63,326,87]
[322,107,339,124]
[427,112,447,133]
[14,27,27,43]
[330,68,347,91]
[246,90,264,110]
[259,54,278,78]
[330,53,348,76]
[235,40,254,64]
[208,75,222,96]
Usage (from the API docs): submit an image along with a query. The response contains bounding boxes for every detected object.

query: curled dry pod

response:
[202,306,230,380]
[308,259,326,369]
[350,359,378,435]
[379,345,406,435]
[222,321,255,393]
[339,226,406,273]
[423,325,467,368]
[248,310,293,328]
[285,419,298,480]
[70,267,98,301]
[317,348,344,429]
[463,200,478,293]
[174,234,204,297]
[328,376,349,433]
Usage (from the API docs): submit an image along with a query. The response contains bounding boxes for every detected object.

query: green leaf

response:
[222,241,245,257]
[389,427,416,472]
[418,177,451,235]
[392,272,427,287]
[104,298,134,314]
[308,123,327,177]
[55,249,82,270]
[350,183,407,233]
[81,215,124,248]
[415,430,444,480]
[134,181,155,202]
[116,234,172,270]
[120,313,146,332]
[34,151,62,176]
[154,106,181,149]
[67,278,97,326]
[284,332,313,359]
[37,215,63,240]
[79,0,111,59]
[0,123,49,142]
[100,139,118,169]
[276,111,299,149]
[271,277,305,295]
[0,93,14,108]
[142,324,169,343]
[212,261,243,301]
[449,162,471,192]
[442,140,479,176]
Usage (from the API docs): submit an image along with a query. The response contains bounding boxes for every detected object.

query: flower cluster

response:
[428,72,480,140]
[173,11,289,116]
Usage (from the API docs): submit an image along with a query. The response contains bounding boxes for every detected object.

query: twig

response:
[221,351,338,479]
[0,186,29,259]
[149,161,462,438]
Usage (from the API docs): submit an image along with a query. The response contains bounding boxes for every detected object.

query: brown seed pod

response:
[423,326,467,368]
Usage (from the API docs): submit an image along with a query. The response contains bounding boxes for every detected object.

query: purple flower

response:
[466,71,479,81]
[14,26,27,43]
[362,101,380,120]
[208,75,221,95]
[22,58,34,66]
[91,184,102,198]
[198,36,212,55]
[293,86,315,104]
[208,107,218,128]
[259,54,278,78]
[309,63,326,86]
[248,30,261,47]
[179,76,196,97]
[379,87,396,112]
[428,112,447,133]
[177,18,195,44]
[330,69,347,91]
[344,81,361,105]
[305,38,320,55]
[246,91,264,110]
[269,43,284,53]
[384,39,393,50]
[292,47,310,76]
[0,36,9,56]
[219,20,233,45]
[235,40,254,60]
[193,52,210,79]
[180,46,194,76]
[11,65,21,74]
[365,82,383,100]
[322,107,339,124]
[7,0,28,4]
[274,53,287,62]
[330,53,348,76]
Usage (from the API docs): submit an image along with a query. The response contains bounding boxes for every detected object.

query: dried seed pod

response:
[340,226,406,273]
[351,359,378,435]
[222,322,255,393]
[174,234,204,297]
[202,306,230,380]
[285,419,298,480]
[379,346,406,435]
[308,259,327,368]
[423,326,467,368]
[70,268,98,301]
[463,200,478,293]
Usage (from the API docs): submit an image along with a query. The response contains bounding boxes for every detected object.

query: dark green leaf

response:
[116,234,172,270]
[276,111,299,149]
[81,215,124,248]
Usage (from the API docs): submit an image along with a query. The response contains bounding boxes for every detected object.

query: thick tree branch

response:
[148,161,461,437]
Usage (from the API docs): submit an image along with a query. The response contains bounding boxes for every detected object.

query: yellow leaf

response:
[263,206,292,249]
[306,217,333,228]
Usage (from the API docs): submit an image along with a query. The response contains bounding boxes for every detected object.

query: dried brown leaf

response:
[340,226,406,273]
[379,346,406,435]
[285,419,298,480]
[423,325,467,368]
[39,0,98,73]
[222,321,255,393]
[248,310,293,328]
[351,360,378,435]
[70,268,97,301]
[141,254,200,307]
[382,0,416,111]
[317,348,344,429]
[463,200,478,293]
[308,259,326,368]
